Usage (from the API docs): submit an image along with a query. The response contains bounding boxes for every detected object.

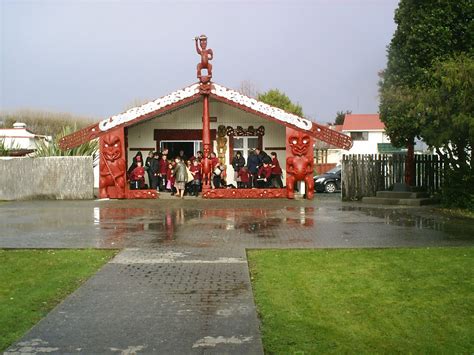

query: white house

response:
[0,122,51,153]
[313,114,410,173]
[342,114,394,155]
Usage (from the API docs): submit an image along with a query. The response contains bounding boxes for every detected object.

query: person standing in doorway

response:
[178,150,187,162]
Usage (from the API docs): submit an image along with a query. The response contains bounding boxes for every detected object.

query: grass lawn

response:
[436,208,474,219]
[248,248,474,354]
[0,249,117,351]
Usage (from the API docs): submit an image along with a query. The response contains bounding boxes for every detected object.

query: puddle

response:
[95,206,315,245]
[340,206,474,239]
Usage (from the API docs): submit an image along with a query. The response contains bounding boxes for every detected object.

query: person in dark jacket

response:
[247,149,260,188]
[255,148,271,165]
[149,152,160,190]
[145,151,154,188]
[231,152,245,186]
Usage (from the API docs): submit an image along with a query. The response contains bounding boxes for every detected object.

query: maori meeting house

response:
[60,35,352,199]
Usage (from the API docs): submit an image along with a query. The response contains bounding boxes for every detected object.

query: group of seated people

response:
[126,147,284,198]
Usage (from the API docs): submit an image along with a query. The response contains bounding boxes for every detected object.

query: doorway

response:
[160,140,202,161]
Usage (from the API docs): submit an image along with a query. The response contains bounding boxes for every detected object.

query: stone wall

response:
[0,156,94,200]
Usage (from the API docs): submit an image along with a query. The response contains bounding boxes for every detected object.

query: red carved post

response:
[202,95,212,190]
[285,128,314,200]
[196,34,213,191]
[99,128,126,198]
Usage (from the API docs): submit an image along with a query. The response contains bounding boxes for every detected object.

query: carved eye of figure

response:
[303,139,308,144]
[114,144,118,147]
[292,139,297,145]
[104,144,109,148]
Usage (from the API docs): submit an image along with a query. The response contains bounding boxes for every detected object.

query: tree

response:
[417,54,474,208]
[257,89,303,116]
[379,0,473,185]
[333,110,351,125]
[237,80,259,98]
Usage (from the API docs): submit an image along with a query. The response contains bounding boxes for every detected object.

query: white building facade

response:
[0,122,51,151]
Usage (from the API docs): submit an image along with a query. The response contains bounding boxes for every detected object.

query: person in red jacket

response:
[257,162,272,188]
[130,161,145,189]
[166,162,175,194]
[238,166,251,188]
[157,154,169,191]
[189,159,202,196]
[270,152,283,188]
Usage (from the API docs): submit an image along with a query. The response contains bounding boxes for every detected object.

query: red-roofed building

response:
[341,114,392,155]
[342,114,385,131]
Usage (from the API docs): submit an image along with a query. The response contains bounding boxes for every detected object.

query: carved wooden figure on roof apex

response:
[195,34,213,84]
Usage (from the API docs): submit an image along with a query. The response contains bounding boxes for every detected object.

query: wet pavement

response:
[1,196,472,249]
[2,196,473,354]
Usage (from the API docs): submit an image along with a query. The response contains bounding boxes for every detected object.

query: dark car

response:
[314,166,341,193]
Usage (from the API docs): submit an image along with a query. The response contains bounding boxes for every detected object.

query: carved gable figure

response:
[286,130,314,199]
[99,133,126,198]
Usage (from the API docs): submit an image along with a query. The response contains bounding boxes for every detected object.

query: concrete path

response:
[5,248,261,354]
[2,196,473,354]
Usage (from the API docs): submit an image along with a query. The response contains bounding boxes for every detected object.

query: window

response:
[233,136,259,162]
[350,132,369,141]
[314,149,328,164]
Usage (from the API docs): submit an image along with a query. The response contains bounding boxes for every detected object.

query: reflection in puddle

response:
[340,206,474,239]
[95,206,315,246]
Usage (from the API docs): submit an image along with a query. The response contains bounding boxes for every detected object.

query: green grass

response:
[436,208,474,219]
[248,248,474,354]
[0,249,117,351]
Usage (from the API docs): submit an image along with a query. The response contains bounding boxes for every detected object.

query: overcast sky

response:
[1,0,399,123]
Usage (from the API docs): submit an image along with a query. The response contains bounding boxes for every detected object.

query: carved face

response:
[200,39,207,49]
[102,135,122,161]
[289,134,311,156]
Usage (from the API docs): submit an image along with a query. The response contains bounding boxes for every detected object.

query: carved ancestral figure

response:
[286,132,314,199]
[195,34,213,83]
[201,145,212,188]
[99,133,126,198]
[217,125,228,165]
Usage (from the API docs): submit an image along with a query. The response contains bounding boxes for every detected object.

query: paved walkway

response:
[2,196,473,354]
